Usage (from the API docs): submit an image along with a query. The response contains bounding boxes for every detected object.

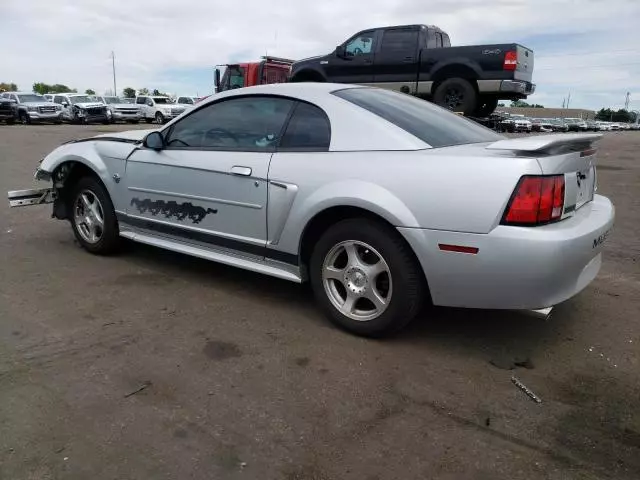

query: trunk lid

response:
[487,133,602,216]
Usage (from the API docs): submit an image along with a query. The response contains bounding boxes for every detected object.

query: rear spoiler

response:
[487,133,602,152]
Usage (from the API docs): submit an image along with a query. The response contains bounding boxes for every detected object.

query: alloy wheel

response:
[73,189,105,244]
[322,240,392,322]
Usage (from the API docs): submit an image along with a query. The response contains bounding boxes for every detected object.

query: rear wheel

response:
[69,177,120,255]
[309,218,425,337]
[155,112,165,124]
[433,77,478,116]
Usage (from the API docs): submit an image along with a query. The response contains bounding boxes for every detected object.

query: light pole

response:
[111,51,117,96]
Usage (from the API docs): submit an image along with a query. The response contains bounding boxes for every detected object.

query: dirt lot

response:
[1,124,639,480]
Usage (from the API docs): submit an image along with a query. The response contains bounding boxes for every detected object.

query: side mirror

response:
[335,45,346,58]
[144,131,165,151]
[214,68,221,93]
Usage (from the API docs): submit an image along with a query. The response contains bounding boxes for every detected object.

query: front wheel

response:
[309,218,425,337]
[69,177,120,255]
[18,111,30,125]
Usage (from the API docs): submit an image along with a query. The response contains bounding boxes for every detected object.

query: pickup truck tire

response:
[473,96,499,118]
[155,112,165,124]
[310,218,425,337]
[18,111,31,125]
[433,78,477,116]
[69,176,120,255]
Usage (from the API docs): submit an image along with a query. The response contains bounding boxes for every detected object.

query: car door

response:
[372,27,420,94]
[123,95,295,258]
[54,95,71,120]
[136,96,148,118]
[326,30,379,84]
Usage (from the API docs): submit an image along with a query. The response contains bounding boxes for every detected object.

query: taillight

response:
[503,50,518,71]
[502,175,565,226]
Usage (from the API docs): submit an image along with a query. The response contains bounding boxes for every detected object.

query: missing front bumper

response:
[7,187,55,207]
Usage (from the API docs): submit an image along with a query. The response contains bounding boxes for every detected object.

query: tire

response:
[6,118,15,125]
[473,96,499,118]
[18,111,30,125]
[155,112,165,124]
[432,77,478,116]
[69,176,120,255]
[309,218,425,337]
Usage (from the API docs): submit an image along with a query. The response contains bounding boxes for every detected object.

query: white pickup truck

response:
[135,95,186,124]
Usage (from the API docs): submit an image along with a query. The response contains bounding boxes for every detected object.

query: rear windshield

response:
[332,88,502,148]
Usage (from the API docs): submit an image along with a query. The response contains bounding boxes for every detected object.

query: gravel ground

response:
[1,124,639,480]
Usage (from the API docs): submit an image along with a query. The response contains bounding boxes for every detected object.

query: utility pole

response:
[624,92,630,111]
[566,92,571,109]
[111,51,117,97]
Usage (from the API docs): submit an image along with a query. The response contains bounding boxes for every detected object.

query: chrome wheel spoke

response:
[364,287,387,311]
[74,189,105,245]
[342,292,357,314]
[323,265,344,282]
[343,242,361,267]
[80,193,91,210]
[364,260,386,280]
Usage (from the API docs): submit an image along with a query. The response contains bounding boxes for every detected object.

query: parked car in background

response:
[565,119,588,132]
[8,83,614,337]
[609,123,620,131]
[548,119,569,132]
[531,118,553,132]
[289,24,535,117]
[93,95,142,123]
[597,122,611,131]
[0,95,18,124]
[585,120,600,131]
[176,96,199,106]
[53,94,109,124]
[136,95,186,124]
[1,92,63,124]
[513,117,532,133]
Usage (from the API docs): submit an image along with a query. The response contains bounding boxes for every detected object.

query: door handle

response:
[230,166,252,176]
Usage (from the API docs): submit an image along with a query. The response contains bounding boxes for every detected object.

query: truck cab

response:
[215,56,293,93]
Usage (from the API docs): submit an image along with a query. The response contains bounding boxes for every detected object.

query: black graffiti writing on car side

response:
[130,198,218,224]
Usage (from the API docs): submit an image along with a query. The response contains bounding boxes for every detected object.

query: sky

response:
[1,0,639,111]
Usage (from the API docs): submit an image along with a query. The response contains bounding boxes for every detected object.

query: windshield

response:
[121,98,134,104]
[104,97,121,104]
[17,94,46,103]
[69,95,94,104]
[333,87,502,148]
[153,97,172,104]
[219,66,245,91]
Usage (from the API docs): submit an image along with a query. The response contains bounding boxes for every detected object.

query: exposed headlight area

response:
[27,106,38,112]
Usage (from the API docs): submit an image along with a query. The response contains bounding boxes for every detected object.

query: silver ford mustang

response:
[8,83,615,337]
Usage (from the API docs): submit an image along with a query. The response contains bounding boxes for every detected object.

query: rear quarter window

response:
[332,88,502,148]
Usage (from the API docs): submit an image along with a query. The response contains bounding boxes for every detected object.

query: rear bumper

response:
[478,80,535,96]
[398,194,615,310]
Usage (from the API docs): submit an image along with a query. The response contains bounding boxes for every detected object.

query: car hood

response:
[93,128,156,141]
[22,101,54,107]
[74,102,105,109]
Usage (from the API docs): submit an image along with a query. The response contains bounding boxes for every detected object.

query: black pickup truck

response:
[0,95,18,124]
[290,24,535,117]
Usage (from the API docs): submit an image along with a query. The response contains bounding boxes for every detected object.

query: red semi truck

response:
[214,56,293,93]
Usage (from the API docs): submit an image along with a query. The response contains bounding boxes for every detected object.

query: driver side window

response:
[345,32,375,57]
[165,96,294,151]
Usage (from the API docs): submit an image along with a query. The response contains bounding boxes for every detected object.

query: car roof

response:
[11,92,45,95]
